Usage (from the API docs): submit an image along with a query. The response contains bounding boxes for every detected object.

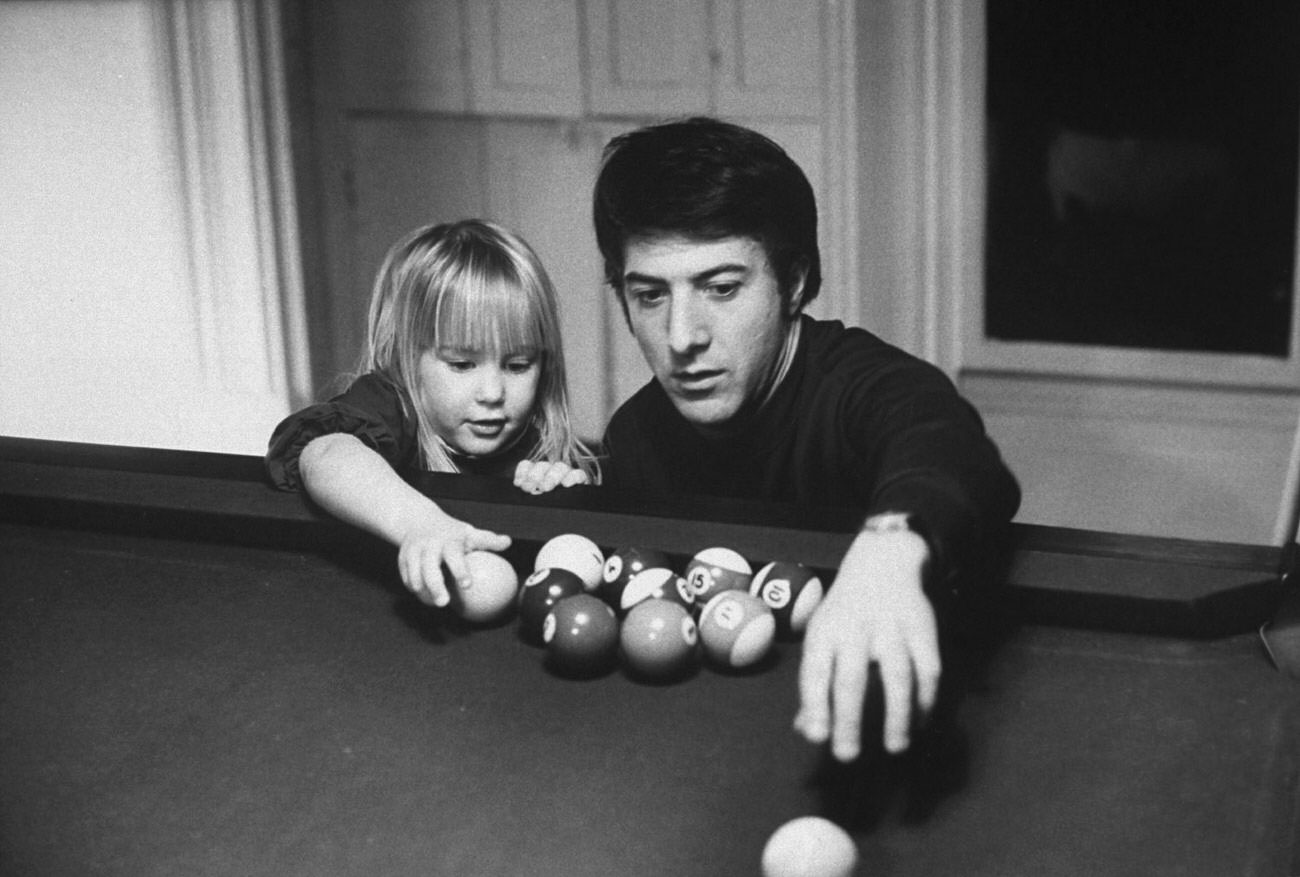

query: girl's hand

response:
[396,511,511,608]
[514,460,591,494]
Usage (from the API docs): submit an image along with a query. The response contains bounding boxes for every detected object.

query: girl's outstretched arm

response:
[299,433,512,607]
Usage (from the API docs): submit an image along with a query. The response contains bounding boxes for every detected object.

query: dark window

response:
[985,1,1299,356]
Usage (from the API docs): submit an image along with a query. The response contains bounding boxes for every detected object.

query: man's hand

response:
[793,528,939,760]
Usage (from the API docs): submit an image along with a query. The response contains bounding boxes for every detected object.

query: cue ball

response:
[518,567,586,645]
[600,546,673,609]
[685,547,753,610]
[761,816,858,877]
[544,594,619,676]
[452,551,519,623]
[534,533,605,592]
[698,590,775,669]
[618,566,694,615]
[749,561,824,639]
[619,599,699,680]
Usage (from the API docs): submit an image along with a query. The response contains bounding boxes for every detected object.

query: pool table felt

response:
[2,523,1298,877]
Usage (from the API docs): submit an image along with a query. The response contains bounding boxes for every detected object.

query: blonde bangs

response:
[432,264,545,356]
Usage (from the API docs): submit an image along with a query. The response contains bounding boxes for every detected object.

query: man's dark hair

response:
[593,117,821,312]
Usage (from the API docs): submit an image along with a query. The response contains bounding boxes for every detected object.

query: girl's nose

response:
[476,367,505,402]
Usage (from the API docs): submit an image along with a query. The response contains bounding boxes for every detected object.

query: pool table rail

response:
[0,436,1290,638]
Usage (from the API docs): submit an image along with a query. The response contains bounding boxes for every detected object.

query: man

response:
[593,117,1020,762]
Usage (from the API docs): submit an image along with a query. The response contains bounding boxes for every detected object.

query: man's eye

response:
[708,281,740,298]
[628,287,666,306]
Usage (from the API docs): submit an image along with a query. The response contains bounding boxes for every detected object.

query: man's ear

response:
[783,258,810,318]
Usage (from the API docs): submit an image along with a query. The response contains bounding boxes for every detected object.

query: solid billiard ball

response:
[749,561,824,639]
[543,593,619,676]
[685,547,753,610]
[518,567,586,645]
[534,533,605,592]
[760,816,858,877]
[617,566,694,615]
[698,590,775,669]
[619,599,699,681]
[600,546,673,608]
[450,550,519,623]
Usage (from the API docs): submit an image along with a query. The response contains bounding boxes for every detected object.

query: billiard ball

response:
[617,566,694,615]
[760,816,858,877]
[543,593,619,676]
[685,547,753,610]
[698,590,775,669]
[619,599,699,681]
[749,561,824,639]
[534,533,605,592]
[600,546,673,608]
[450,550,520,623]
[518,567,586,645]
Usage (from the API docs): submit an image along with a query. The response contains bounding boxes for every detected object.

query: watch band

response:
[861,511,914,535]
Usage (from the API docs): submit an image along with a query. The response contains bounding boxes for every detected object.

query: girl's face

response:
[418,345,540,457]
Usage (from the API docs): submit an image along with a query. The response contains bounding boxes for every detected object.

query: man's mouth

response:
[673,369,723,391]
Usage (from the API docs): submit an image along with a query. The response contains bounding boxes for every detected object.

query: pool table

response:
[2,437,1298,876]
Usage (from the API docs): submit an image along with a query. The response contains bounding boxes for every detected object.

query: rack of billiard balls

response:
[451,533,825,680]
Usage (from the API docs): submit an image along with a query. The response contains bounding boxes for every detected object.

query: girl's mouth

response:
[468,419,507,437]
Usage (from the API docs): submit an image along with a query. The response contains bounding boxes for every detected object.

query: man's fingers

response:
[829,645,869,762]
[795,634,834,745]
[912,639,942,716]
[878,646,915,754]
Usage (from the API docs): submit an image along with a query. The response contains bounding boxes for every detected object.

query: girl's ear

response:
[783,259,810,318]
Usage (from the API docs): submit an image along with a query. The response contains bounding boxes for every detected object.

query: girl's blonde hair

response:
[362,219,598,481]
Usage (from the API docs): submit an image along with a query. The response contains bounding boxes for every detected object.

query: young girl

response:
[266,219,598,608]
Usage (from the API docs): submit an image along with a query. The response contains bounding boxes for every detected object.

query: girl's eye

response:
[506,359,536,374]
[445,359,475,372]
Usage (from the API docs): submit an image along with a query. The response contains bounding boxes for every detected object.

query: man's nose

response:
[667,293,708,355]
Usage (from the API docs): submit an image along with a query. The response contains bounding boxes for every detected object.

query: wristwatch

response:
[860,511,915,535]
[862,511,952,592]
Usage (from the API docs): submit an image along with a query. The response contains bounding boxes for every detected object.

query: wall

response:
[0,1,302,455]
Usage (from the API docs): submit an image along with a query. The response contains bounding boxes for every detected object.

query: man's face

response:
[621,235,796,429]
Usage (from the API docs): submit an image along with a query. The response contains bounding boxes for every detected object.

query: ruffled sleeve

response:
[264,373,419,491]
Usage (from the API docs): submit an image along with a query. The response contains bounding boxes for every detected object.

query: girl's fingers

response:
[441,540,469,595]
[467,528,512,553]
[514,461,590,493]
[418,546,451,607]
[401,544,443,606]
[513,460,536,490]
[561,468,590,487]
[538,462,568,492]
